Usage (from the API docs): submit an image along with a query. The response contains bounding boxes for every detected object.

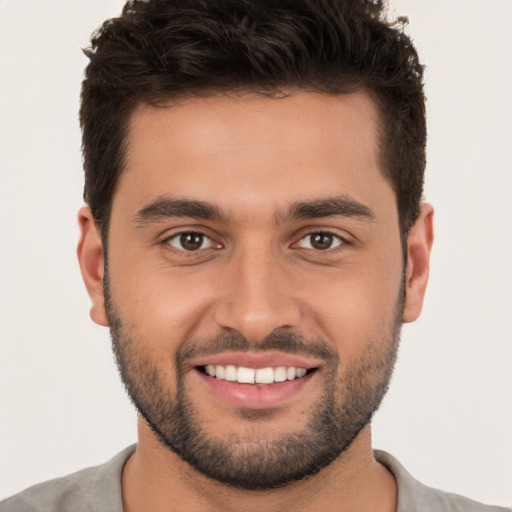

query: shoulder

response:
[0,445,135,512]
[374,450,510,512]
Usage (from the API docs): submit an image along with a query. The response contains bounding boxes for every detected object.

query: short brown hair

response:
[80,0,426,240]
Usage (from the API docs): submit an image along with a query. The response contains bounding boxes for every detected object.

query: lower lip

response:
[194,369,316,409]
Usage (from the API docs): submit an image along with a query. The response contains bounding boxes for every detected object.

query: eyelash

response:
[294,230,348,252]
[161,229,349,255]
[163,231,221,253]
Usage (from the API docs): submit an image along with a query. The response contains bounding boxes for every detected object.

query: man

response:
[1,1,509,511]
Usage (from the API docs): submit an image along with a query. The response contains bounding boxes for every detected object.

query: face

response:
[80,91,428,490]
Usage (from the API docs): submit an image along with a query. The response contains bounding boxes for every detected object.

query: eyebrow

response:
[134,196,228,226]
[279,196,375,223]
[133,194,375,227]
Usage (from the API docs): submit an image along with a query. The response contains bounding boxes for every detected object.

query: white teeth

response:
[224,365,237,381]
[286,367,296,380]
[215,365,225,379]
[274,367,287,382]
[237,366,255,384]
[255,367,274,384]
[204,365,311,384]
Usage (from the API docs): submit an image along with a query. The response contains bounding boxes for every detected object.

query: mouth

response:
[198,364,317,384]
[191,353,322,409]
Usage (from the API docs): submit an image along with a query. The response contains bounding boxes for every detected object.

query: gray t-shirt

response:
[1,446,509,512]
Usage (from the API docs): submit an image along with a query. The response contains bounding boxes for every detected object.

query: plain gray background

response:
[0,0,511,505]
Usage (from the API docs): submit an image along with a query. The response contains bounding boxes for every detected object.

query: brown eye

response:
[180,233,204,250]
[311,233,334,250]
[296,232,344,251]
[166,232,218,251]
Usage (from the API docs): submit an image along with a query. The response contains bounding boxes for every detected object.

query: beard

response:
[104,274,403,490]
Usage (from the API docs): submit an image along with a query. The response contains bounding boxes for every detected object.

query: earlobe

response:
[77,206,109,327]
[402,203,434,323]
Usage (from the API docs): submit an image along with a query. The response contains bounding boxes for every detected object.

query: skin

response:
[78,90,433,512]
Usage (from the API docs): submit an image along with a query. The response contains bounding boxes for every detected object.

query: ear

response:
[77,206,109,326]
[402,203,434,323]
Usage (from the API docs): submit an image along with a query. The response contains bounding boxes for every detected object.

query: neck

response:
[121,418,397,512]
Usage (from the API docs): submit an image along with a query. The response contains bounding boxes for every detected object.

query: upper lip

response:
[190,351,323,370]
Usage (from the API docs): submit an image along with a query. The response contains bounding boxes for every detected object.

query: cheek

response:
[107,222,403,354]
[108,260,219,346]
[302,256,403,354]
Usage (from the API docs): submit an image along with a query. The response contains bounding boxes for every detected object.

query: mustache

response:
[177,330,337,367]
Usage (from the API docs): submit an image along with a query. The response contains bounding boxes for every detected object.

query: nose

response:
[214,249,302,341]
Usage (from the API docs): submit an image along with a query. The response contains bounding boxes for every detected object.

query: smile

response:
[191,352,323,408]
[201,365,313,384]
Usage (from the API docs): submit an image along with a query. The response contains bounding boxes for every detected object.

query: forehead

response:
[115,91,393,221]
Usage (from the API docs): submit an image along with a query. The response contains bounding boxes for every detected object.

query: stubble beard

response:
[104,274,403,490]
